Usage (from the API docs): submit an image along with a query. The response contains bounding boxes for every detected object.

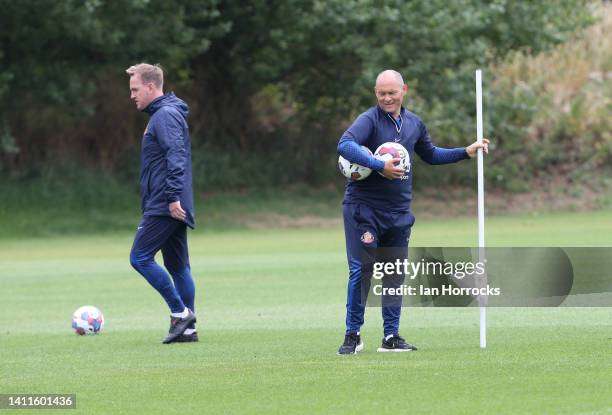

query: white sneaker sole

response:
[376,347,415,352]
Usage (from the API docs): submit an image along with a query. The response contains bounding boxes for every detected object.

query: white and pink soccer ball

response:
[374,142,410,177]
[72,305,104,335]
[338,142,410,181]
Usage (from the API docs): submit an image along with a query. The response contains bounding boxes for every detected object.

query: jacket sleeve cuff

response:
[371,158,385,172]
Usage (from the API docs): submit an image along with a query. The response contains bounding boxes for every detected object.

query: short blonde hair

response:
[126,63,164,89]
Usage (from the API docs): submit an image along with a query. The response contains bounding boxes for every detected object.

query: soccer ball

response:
[374,142,411,177]
[338,146,373,181]
[72,305,104,335]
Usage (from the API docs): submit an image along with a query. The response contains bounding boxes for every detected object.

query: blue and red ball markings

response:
[377,145,405,166]
[88,316,102,333]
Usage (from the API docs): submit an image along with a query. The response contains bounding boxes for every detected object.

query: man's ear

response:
[402,84,408,93]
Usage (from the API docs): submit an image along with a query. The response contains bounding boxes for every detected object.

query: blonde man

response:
[126,63,198,344]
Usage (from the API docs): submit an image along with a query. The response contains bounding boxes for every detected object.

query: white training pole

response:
[476,69,486,349]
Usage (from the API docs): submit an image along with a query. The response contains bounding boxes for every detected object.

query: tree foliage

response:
[0,0,597,189]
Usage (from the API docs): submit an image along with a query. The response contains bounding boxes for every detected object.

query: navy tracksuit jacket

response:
[140,92,195,228]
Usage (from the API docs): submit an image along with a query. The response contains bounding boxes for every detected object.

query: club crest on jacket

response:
[361,231,375,244]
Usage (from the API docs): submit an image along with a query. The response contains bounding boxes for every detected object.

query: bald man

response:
[336,70,489,354]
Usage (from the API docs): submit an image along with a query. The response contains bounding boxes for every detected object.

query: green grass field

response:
[1,210,611,414]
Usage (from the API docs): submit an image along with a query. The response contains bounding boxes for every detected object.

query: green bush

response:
[0,0,603,196]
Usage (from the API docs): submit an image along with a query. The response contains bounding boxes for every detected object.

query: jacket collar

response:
[376,105,406,119]
[143,92,175,115]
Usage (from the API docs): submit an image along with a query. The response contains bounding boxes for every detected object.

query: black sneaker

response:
[377,335,417,352]
[162,309,196,344]
[337,332,364,355]
[176,331,199,342]
[176,322,198,342]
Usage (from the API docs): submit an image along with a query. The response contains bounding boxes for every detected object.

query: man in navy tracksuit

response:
[126,63,198,344]
[337,70,489,354]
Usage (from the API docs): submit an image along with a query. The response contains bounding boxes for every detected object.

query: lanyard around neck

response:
[386,112,402,134]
